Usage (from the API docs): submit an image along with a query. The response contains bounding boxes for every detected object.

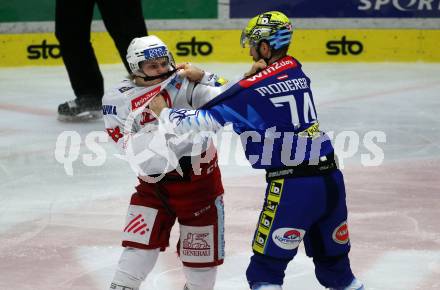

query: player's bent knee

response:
[110,247,160,289]
[182,266,217,290]
[246,254,288,288]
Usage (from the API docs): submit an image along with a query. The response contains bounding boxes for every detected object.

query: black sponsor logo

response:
[269,181,283,196]
[176,37,213,56]
[102,105,117,115]
[255,231,267,247]
[265,200,279,212]
[326,36,363,56]
[260,213,273,229]
[118,86,134,93]
[27,40,61,60]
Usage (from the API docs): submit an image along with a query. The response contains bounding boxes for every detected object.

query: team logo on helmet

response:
[250,28,272,41]
[259,15,271,25]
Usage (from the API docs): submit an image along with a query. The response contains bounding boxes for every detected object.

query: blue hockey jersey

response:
[161,56,334,169]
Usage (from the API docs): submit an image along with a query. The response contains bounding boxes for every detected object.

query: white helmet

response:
[126,35,173,77]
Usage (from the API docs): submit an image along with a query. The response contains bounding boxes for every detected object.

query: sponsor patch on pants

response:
[332,221,349,244]
[253,179,284,254]
[122,205,158,245]
[180,225,214,264]
[272,227,305,250]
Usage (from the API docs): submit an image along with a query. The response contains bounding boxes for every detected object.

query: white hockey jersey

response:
[102,73,224,176]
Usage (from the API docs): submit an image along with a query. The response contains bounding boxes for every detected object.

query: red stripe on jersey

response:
[239,56,297,88]
[131,86,161,110]
[140,90,172,125]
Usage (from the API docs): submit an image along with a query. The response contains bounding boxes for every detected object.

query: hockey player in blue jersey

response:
[149,11,364,290]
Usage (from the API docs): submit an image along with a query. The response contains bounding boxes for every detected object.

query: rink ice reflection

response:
[0,62,439,289]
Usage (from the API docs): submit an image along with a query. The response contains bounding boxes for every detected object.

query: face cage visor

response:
[240,24,292,49]
[240,30,260,48]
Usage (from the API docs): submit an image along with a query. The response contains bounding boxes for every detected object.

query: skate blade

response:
[57,111,103,122]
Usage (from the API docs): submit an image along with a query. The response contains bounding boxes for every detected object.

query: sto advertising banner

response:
[230,0,440,18]
[1,29,439,67]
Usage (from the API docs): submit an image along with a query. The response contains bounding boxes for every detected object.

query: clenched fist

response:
[148,93,169,116]
[176,63,205,82]
[244,59,267,78]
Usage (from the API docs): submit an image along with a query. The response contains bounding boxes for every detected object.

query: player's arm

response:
[176,63,230,108]
[176,63,226,87]
[177,61,266,83]
[165,108,223,134]
[244,59,267,77]
[177,61,265,108]
[103,88,156,157]
[189,81,226,109]
[102,91,131,153]
[149,94,223,135]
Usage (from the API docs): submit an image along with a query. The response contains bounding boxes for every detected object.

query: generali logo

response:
[182,232,211,256]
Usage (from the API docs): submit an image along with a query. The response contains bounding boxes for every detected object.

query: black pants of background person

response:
[55,0,147,120]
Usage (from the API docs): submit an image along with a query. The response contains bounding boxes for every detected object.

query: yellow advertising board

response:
[0,29,439,67]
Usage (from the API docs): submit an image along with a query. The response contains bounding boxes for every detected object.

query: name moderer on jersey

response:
[254,77,309,97]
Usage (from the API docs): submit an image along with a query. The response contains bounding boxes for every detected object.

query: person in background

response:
[55,0,147,121]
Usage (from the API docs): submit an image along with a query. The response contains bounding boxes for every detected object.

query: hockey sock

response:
[246,253,288,288]
[313,254,355,288]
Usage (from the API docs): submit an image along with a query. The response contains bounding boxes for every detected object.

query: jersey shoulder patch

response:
[102,80,133,108]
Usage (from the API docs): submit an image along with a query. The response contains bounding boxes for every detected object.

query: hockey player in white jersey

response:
[103,35,227,290]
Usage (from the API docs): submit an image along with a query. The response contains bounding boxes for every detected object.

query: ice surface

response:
[0,62,439,290]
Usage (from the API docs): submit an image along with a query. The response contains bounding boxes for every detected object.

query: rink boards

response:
[0,29,439,67]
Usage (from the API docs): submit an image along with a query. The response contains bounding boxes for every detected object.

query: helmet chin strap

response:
[142,68,177,82]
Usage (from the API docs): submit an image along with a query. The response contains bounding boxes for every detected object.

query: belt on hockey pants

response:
[265,153,338,181]
[147,156,193,183]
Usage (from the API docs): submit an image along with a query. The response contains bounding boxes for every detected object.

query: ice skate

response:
[328,278,364,290]
[252,283,282,290]
[109,282,138,290]
[57,98,102,121]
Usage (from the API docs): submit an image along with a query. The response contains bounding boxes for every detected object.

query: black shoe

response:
[58,98,102,122]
